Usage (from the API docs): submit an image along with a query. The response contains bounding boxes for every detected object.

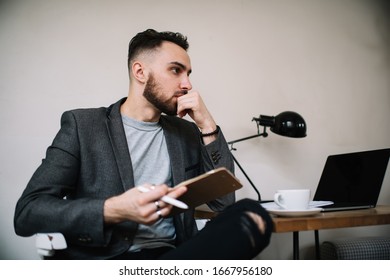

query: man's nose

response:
[180,76,192,91]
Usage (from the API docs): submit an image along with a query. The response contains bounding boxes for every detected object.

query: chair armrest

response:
[36,233,67,257]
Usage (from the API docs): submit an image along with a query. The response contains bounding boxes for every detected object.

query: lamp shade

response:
[271,111,307,138]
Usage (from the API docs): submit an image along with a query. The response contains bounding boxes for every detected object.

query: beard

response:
[143,74,178,116]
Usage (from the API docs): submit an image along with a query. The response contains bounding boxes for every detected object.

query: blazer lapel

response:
[160,117,189,232]
[160,117,185,187]
[106,98,135,191]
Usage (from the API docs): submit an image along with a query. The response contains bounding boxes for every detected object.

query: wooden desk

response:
[272,205,390,233]
[273,205,390,259]
[195,205,390,259]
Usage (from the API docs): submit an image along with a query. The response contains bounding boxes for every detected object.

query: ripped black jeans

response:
[160,198,273,260]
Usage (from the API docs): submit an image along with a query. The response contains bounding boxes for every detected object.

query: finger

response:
[153,199,174,210]
[177,95,196,112]
[154,203,174,219]
[177,109,189,118]
[136,184,169,204]
[151,186,187,214]
[138,201,174,225]
[167,185,188,198]
[137,185,187,222]
[177,100,191,117]
[154,185,187,208]
[156,210,163,220]
[143,205,174,225]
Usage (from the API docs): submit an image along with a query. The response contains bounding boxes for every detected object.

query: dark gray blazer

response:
[14,98,234,259]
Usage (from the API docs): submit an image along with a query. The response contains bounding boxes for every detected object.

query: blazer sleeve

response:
[199,125,236,211]
[14,111,110,247]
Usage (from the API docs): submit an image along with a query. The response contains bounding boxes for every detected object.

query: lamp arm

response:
[227,125,268,147]
[227,126,268,201]
[227,132,267,146]
[230,152,262,201]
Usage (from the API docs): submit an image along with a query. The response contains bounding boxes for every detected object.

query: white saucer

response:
[267,208,322,217]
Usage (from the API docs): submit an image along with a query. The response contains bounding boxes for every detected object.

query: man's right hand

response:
[103,184,187,225]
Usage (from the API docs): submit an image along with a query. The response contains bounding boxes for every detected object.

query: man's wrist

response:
[200,126,219,137]
[103,197,123,224]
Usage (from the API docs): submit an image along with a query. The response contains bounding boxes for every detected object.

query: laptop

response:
[313,148,390,212]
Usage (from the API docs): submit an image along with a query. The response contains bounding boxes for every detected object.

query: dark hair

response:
[127,29,189,69]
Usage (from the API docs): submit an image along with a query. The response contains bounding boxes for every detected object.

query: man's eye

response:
[172,68,180,74]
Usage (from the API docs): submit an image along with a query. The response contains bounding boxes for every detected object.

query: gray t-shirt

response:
[121,115,176,252]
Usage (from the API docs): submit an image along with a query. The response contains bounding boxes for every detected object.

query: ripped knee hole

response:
[245,211,266,235]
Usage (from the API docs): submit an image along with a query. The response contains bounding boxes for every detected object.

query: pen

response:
[137,186,189,209]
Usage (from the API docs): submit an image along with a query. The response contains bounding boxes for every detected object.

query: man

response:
[14,29,272,259]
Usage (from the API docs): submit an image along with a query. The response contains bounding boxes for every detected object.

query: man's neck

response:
[120,92,161,123]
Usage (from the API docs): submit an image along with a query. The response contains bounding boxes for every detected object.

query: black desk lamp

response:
[227,111,307,201]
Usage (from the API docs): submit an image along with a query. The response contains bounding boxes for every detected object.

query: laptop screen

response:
[313,148,390,208]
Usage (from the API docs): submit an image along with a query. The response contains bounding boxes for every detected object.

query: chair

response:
[320,236,390,260]
[35,210,212,258]
[35,233,67,258]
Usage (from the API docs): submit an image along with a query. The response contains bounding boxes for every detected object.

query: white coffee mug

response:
[274,189,311,210]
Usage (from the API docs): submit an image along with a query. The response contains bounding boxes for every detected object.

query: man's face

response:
[142,41,192,116]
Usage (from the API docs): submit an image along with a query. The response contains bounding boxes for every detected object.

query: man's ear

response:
[131,61,148,83]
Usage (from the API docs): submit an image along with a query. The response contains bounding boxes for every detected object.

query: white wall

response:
[1,0,389,260]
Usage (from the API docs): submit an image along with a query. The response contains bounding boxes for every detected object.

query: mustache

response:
[175,90,188,96]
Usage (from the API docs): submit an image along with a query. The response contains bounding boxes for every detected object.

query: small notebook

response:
[170,167,242,215]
